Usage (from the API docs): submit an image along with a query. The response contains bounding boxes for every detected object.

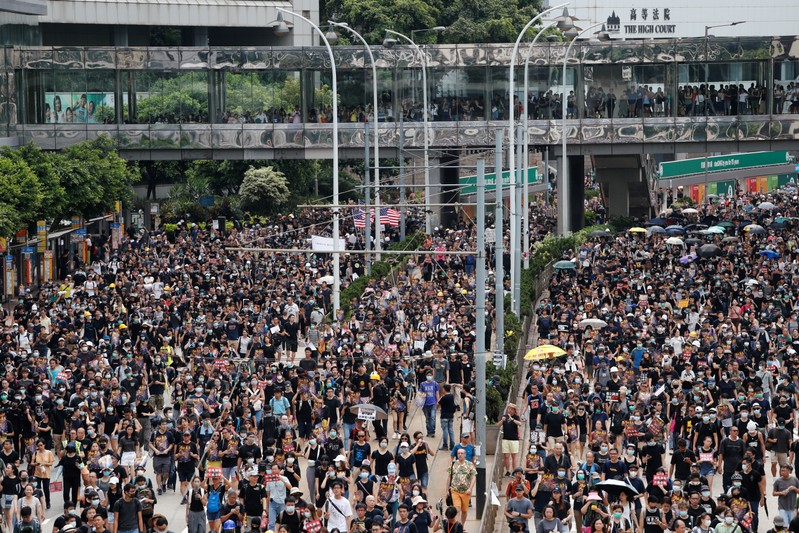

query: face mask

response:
[426,376,433,382]
[304,512,312,519]
[287,458,295,465]
[627,449,635,456]
[360,472,369,479]
[577,473,585,480]
[702,491,710,497]
[679,510,688,517]
[380,442,387,449]
[530,447,537,454]
[733,482,742,488]
[703,520,711,528]
[193,483,201,489]
[92,499,100,506]
[557,471,566,478]
[725,517,734,524]
[629,471,638,478]
[412,489,420,496]
[285,506,295,513]
[267,456,274,462]
[613,512,622,519]
[600,446,608,452]
[702,416,709,422]
[309,439,317,446]
[673,486,682,493]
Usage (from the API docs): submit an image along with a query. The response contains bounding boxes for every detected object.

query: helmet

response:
[222,521,236,531]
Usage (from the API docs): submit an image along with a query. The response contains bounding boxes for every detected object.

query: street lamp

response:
[558,21,607,237]
[521,20,558,269]
[278,8,341,315]
[383,29,433,235]
[506,2,568,316]
[328,21,382,260]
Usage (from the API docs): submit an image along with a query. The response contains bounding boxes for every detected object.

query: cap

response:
[290,487,303,495]
[370,372,380,381]
[109,477,120,484]
[514,484,526,492]
[512,467,523,474]
[732,473,743,480]
[775,516,786,527]
[334,454,347,463]
[411,496,427,506]
[223,520,236,531]
[747,421,758,431]
[610,366,619,372]
[507,403,517,410]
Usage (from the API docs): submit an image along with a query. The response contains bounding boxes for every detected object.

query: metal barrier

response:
[479,261,555,533]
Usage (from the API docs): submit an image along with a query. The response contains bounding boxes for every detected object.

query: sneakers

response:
[157,488,163,495]
[392,432,400,439]
[181,496,187,505]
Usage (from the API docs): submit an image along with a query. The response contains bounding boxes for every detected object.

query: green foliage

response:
[0,155,40,236]
[239,166,291,214]
[584,210,597,226]
[607,215,636,231]
[335,0,441,44]
[503,310,522,358]
[57,136,137,220]
[1,143,62,221]
[443,0,546,44]
[486,360,518,423]
[672,196,696,208]
[584,188,600,200]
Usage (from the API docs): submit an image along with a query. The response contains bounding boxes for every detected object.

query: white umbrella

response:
[317,275,334,285]
[758,201,776,210]
[665,237,685,246]
[579,318,608,329]
[682,208,699,214]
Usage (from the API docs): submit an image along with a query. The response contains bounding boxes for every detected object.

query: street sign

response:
[21,247,34,254]
[459,167,539,195]
[37,220,47,253]
[658,151,795,179]
[357,406,377,421]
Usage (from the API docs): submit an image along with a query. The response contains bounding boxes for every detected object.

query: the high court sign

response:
[566,1,799,39]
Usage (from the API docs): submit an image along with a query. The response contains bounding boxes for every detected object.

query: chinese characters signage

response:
[606,7,676,36]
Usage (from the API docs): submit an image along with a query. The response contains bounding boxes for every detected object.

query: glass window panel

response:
[678,61,767,116]
[397,66,424,122]
[488,66,508,120]
[40,70,87,123]
[774,60,799,114]
[85,70,116,123]
[430,67,486,121]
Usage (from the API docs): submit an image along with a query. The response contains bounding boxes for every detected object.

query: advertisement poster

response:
[43,92,114,123]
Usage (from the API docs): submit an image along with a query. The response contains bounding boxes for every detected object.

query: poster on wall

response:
[43,92,115,123]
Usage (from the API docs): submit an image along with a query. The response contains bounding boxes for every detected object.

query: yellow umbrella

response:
[628,227,648,233]
[524,344,567,361]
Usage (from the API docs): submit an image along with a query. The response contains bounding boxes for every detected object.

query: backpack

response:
[207,489,222,513]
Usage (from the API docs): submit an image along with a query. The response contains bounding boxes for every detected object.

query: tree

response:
[335,0,441,44]
[9,144,66,221]
[239,166,291,214]
[56,136,138,219]
[0,155,41,236]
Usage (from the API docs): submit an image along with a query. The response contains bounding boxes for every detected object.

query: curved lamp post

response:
[328,21,382,259]
[278,8,341,315]
[559,20,605,237]
[507,2,568,316]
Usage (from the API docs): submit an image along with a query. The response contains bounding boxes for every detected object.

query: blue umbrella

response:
[646,218,667,227]
[760,250,779,260]
[554,260,577,270]
[665,225,685,236]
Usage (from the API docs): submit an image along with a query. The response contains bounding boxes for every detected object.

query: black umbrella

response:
[595,479,640,497]
[697,244,723,258]
[646,218,666,227]
[589,230,611,238]
[685,237,702,247]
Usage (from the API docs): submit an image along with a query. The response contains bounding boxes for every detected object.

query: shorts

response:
[207,511,221,521]
[1,494,14,510]
[178,464,196,481]
[153,457,171,474]
[462,418,474,435]
[286,342,298,352]
[502,439,520,455]
[699,463,716,477]
[450,489,470,512]
[222,466,238,480]
[121,452,137,467]
[149,395,165,411]
[772,451,789,466]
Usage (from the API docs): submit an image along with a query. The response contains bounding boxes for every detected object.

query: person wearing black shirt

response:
[239,472,267,527]
[275,496,301,533]
[670,440,696,483]
[718,427,746,491]
[500,404,523,477]
[438,385,458,451]
[740,456,764,533]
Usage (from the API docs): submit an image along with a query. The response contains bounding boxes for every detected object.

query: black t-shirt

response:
[239,483,266,515]
[439,394,457,419]
[543,412,566,437]
[276,509,301,533]
[502,415,521,441]
[113,498,142,531]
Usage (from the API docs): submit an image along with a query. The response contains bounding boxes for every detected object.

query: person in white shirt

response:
[324,480,352,532]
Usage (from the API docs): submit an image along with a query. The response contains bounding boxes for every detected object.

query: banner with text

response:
[659,151,795,179]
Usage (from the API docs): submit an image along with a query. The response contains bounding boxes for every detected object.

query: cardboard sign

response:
[678,299,689,309]
[206,467,223,478]
[264,473,279,484]
[214,360,227,370]
[56,372,68,382]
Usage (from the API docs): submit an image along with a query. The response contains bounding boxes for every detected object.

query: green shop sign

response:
[658,151,795,179]
[459,167,539,195]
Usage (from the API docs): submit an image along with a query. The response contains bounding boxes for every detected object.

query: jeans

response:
[748,499,759,533]
[343,422,356,451]
[418,471,430,489]
[780,509,795,525]
[422,404,437,436]
[119,529,139,533]
[268,500,285,530]
[441,418,454,449]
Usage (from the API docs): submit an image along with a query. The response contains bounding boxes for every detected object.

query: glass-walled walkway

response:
[1,36,799,133]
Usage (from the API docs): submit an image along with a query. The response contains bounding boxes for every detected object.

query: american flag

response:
[376,207,401,226]
[353,208,373,229]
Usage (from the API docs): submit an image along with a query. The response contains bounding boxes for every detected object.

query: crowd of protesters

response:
[498,189,799,533]
[0,193,568,533]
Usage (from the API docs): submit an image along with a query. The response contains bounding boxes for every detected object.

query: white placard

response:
[311,235,347,252]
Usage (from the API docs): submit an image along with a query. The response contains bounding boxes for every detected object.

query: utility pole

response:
[364,121,372,273]
[475,158,487,519]
[399,113,406,241]
[494,134,504,354]
[514,124,523,315]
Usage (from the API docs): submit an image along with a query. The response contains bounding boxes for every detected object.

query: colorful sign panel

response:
[37,220,47,253]
[44,92,115,123]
